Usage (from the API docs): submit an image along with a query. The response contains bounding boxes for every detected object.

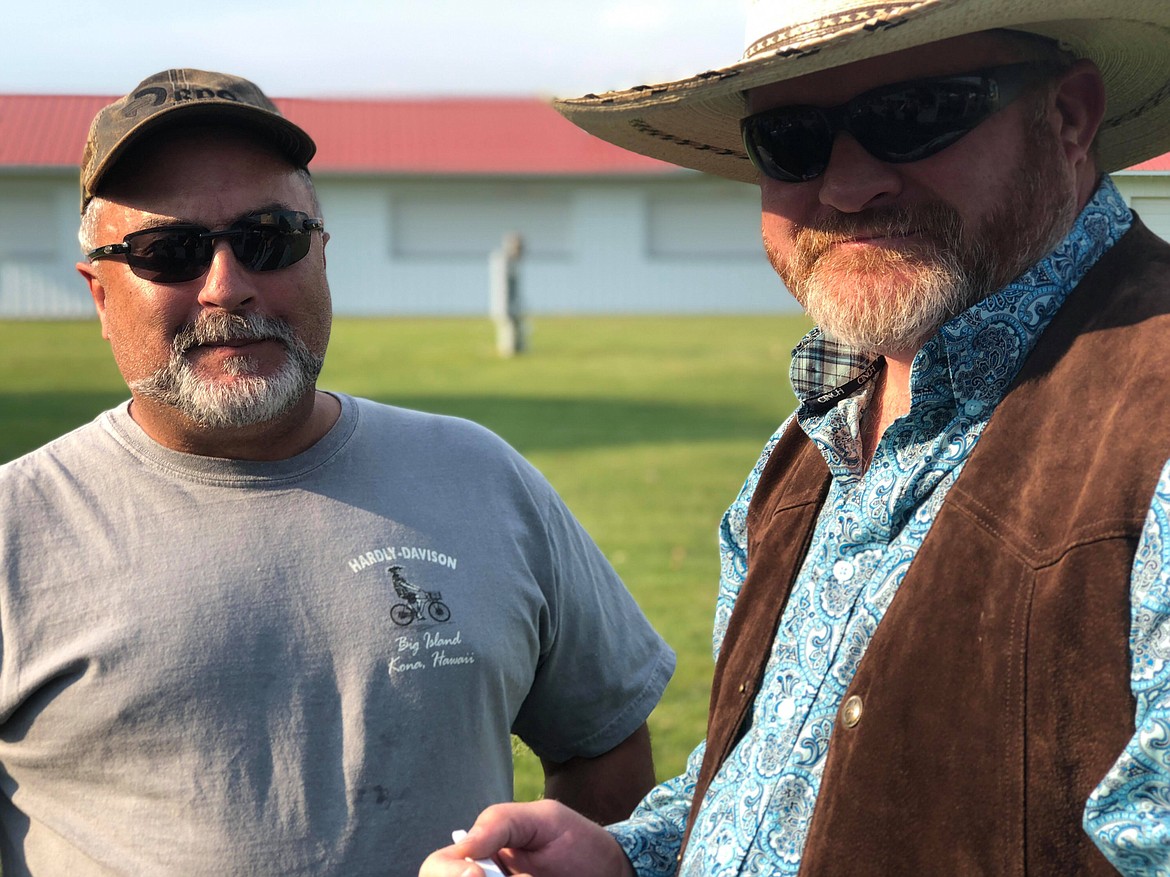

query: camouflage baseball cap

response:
[80,68,317,212]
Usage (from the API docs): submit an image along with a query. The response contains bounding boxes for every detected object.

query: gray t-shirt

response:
[0,394,674,876]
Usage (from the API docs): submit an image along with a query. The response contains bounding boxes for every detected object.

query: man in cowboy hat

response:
[421,1,1170,876]
[0,68,676,875]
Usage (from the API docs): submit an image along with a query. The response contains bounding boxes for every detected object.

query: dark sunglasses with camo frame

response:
[740,61,1061,183]
[87,209,325,284]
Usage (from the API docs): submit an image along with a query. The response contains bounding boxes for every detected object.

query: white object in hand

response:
[451,830,506,876]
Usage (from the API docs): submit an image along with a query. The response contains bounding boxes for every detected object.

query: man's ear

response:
[77,262,111,340]
[1052,59,1107,169]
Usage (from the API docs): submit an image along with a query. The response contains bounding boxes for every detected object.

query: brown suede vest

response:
[679,221,1170,875]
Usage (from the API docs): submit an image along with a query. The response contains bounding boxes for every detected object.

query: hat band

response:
[1105,78,1170,130]
[628,118,750,162]
[743,2,923,60]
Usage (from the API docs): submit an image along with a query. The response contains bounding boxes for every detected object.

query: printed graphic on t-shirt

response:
[386,564,450,625]
[345,543,477,677]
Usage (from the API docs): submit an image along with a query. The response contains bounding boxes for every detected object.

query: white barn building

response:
[1,92,1168,319]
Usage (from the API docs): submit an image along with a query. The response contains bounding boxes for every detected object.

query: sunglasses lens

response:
[231,212,314,272]
[124,229,209,283]
[103,211,320,283]
[742,71,1014,182]
[853,80,994,163]
[742,107,834,182]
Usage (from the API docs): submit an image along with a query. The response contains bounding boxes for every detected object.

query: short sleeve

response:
[510,485,675,762]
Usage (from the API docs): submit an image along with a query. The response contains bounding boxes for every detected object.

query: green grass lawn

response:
[0,314,809,802]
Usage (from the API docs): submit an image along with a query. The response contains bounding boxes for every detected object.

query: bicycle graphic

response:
[387,565,451,626]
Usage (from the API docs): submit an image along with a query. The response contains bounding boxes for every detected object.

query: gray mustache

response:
[174,313,295,354]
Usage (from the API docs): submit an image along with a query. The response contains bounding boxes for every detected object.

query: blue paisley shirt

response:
[610,178,1170,876]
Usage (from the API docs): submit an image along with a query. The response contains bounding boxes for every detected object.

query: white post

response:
[489,232,526,357]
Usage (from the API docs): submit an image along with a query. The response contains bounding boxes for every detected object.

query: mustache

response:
[794,202,966,252]
[172,312,298,356]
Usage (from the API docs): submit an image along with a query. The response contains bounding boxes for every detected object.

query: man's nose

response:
[816,133,904,213]
[197,240,257,311]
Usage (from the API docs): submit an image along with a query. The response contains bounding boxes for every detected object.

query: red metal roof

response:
[1127,153,1170,172]
[5,92,1169,175]
[0,93,677,176]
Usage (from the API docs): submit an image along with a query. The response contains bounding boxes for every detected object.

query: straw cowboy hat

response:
[554,0,1170,183]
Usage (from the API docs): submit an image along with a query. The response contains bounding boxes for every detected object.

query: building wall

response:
[1114,173,1170,239]
[318,173,786,315]
[2,169,1166,320]
[0,173,94,318]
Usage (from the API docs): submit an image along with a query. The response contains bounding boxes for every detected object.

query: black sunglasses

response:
[740,61,1060,183]
[88,209,325,284]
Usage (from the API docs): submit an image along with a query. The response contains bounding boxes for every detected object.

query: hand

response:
[420,799,635,877]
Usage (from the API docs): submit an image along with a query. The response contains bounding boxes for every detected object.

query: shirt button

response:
[841,695,863,728]
[964,399,985,416]
[833,560,854,582]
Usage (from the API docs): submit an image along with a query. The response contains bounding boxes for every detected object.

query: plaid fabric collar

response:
[790,330,883,414]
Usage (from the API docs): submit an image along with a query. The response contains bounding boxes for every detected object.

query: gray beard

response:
[783,203,987,354]
[130,312,325,429]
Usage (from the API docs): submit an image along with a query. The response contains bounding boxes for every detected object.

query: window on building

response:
[646,190,763,258]
[391,188,571,259]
